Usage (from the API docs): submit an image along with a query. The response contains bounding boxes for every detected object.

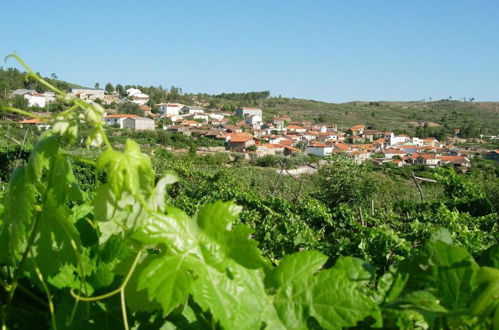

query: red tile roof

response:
[19,118,44,124]
[105,114,140,119]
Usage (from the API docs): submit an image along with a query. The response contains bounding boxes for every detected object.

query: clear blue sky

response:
[1,0,498,102]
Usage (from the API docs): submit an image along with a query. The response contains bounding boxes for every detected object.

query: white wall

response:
[306,146,333,157]
[25,94,46,107]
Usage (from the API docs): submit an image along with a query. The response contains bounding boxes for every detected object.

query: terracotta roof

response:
[140,105,151,111]
[230,134,254,143]
[440,156,469,163]
[19,118,44,124]
[106,114,140,119]
[308,141,327,147]
[286,125,305,130]
[284,145,301,152]
[333,143,351,151]
[279,139,294,146]
[180,120,200,126]
[418,154,438,160]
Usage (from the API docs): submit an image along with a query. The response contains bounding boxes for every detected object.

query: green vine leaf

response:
[0,166,37,257]
[97,139,155,200]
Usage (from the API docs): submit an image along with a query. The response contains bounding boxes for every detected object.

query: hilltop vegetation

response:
[1,66,498,138]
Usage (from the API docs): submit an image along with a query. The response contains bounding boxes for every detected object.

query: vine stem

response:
[5,53,66,97]
[120,290,129,330]
[31,254,57,330]
[70,251,142,329]
[1,106,45,120]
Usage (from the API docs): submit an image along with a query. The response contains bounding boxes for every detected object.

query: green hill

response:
[259,98,499,135]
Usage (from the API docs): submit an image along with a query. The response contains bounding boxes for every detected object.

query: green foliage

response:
[0,58,498,330]
[316,155,377,208]
[117,102,142,116]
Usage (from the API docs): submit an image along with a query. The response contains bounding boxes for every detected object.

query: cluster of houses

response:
[12,86,151,107]
[12,88,497,169]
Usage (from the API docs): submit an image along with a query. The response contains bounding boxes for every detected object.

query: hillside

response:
[259,98,499,134]
[1,65,497,135]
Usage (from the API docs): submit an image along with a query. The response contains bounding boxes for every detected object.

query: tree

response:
[105,82,114,95]
[117,102,142,116]
[11,95,29,110]
[51,73,58,79]
[95,82,100,89]
[115,84,126,98]
[315,155,377,209]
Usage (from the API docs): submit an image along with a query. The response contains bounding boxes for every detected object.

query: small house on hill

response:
[235,107,262,118]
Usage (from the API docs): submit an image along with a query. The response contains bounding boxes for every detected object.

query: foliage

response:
[315,155,377,209]
[0,58,498,330]
[117,102,142,116]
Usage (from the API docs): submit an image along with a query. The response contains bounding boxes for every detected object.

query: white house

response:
[131,93,150,105]
[193,113,210,122]
[306,142,333,157]
[19,118,51,129]
[122,117,155,130]
[411,137,423,146]
[245,114,262,125]
[382,149,407,159]
[158,103,184,116]
[126,88,142,97]
[208,112,225,121]
[24,92,46,107]
[12,89,36,96]
[71,88,105,100]
[105,114,141,128]
[181,105,204,114]
[235,107,262,118]
[286,125,307,133]
[390,134,411,146]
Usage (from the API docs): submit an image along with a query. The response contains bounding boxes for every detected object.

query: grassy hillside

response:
[260,98,499,134]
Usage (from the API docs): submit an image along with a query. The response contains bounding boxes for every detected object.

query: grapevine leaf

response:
[97,139,155,199]
[93,184,145,242]
[26,134,60,181]
[269,251,379,329]
[196,201,266,268]
[400,236,479,311]
[374,271,409,304]
[191,261,284,330]
[333,256,375,282]
[268,250,327,288]
[47,152,82,203]
[137,253,195,315]
[307,268,381,329]
[1,166,37,256]
[133,208,197,252]
[225,224,266,269]
[32,191,80,276]
[153,172,177,212]
[195,201,242,241]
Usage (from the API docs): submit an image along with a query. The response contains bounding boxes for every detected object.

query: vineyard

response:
[0,56,498,329]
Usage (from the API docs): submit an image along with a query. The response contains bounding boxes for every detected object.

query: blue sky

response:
[1,0,498,102]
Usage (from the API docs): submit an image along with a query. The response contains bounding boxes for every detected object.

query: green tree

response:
[115,84,126,98]
[105,82,114,94]
[315,155,377,209]
[118,102,142,115]
[94,82,100,89]
[11,95,29,110]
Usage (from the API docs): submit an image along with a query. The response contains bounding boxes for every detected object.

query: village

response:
[14,86,499,169]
